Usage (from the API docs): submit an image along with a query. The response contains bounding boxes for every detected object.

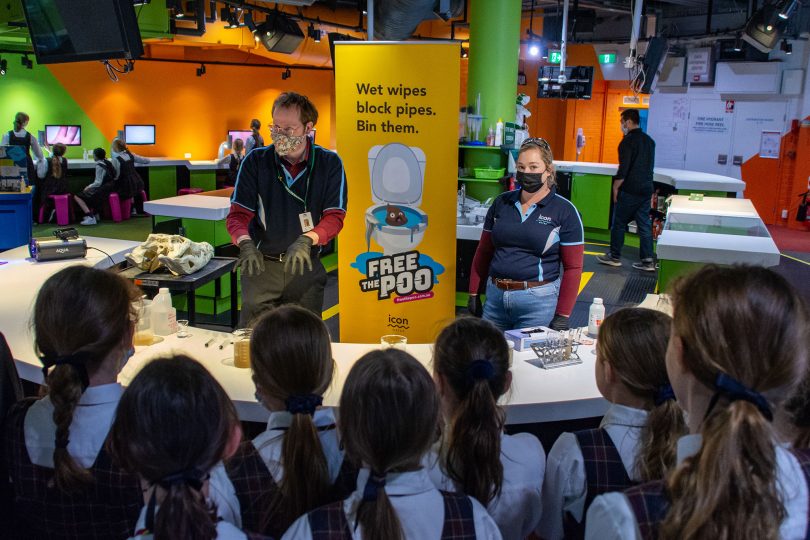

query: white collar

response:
[78,383,124,406]
[265,407,336,432]
[355,467,435,498]
[599,403,649,429]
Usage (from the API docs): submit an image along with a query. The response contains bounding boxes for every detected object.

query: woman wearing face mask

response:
[467,138,584,332]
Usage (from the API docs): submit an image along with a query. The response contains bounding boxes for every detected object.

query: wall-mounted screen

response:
[124,124,155,145]
[21,0,143,64]
[537,66,594,100]
[45,125,81,146]
[228,130,252,147]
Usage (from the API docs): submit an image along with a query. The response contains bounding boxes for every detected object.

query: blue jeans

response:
[483,278,561,332]
[610,191,654,261]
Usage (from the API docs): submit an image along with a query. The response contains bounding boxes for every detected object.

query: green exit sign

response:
[598,52,617,64]
[548,50,562,64]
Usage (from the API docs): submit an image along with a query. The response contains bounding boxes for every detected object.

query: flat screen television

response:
[639,37,669,94]
[537,66,594,99]
[21,0,143,65]
[228,130,253,147]
[44,125,81,146]
[124,125,155,145]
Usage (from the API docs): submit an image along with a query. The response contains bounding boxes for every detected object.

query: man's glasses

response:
[269,125,303,137]
[520,137,551,150]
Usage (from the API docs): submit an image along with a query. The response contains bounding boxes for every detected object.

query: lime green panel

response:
[658,259,711,293]
[136,0,171,39]
[571,173,612,230]
[455,291,487,308]
[0,64,109,160]
[584,227,641,248]
[190,170,216,191]
[182,217,231,247]
[173,294,235,316]
[148,166,178,200]
[462,148,505,170]
[322,252,338,273]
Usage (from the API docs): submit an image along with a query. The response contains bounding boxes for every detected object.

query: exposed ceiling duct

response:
[373,0,465,41]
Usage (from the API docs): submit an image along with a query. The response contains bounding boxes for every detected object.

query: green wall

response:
[0,63,109,160]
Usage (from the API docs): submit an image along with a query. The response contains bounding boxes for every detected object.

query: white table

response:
[144,193,231,221]
[0,236,140,384]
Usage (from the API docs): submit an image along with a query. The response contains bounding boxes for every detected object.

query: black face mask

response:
[516,171,545,193]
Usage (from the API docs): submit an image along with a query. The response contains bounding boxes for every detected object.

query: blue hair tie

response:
[467,359,495,381]
[285,394,323,416]
[158,468,207,491]
[362,472,387,502]
[708,372,773,421]
[654,384,676,406]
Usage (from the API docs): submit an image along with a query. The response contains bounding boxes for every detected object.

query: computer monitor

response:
[124,124,155,145]
[45,125,82,146]
[228,130,252,147]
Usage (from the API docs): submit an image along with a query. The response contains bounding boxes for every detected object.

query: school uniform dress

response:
[112,150,149,211]
[425,432,544,540]
[281,467,503,540]
[75,159,118,213]
[217,153,244,187]
[36,157,69,199]
[537,404,647,540]
[129,504,251,540]
[210,408,356,537]
[245,133,264,154]
[585,434,810,540]
[3,384,141,539]
[2,128,43,186]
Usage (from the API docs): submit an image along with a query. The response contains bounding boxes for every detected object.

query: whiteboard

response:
[648,93,689,169]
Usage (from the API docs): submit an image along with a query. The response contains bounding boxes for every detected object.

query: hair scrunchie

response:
[285,393,323,416]
[467,359,495,381]
[707,372,773,421]
[145,468,209,531]
[654,383,676,406]
[362,471,387,502]
[39,351,93,392]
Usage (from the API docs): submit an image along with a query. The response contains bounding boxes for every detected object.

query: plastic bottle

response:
[486,125,495,146]
[588,297,605,337]
[82,148,88,160]
[494,118,504,146]
[151,288,178,336]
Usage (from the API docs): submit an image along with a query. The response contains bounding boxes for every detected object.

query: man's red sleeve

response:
[226,203,254,245]
[555,244,584,316]
[312,209,346,246]
[469,231,495,294]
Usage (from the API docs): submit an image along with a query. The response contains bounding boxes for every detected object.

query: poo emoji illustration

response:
[385,205,408,226]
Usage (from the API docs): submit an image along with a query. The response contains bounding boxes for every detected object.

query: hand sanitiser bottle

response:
[588,297,605,337]
[495,118,504,146]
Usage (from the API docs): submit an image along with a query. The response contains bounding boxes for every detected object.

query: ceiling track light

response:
[196,63,206,76]
[733,34,743,51]
[0,58,7,76]
[21,54,33,69]
[778,0,799,20]
[460,47,468,58]
[308,22,321,42]
[781,38,793,54]
[281,67,291,80]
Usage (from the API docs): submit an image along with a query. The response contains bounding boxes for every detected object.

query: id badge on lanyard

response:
[275,150,316,232]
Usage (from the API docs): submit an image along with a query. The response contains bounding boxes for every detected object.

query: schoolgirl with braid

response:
[3,266,143,539]
[425,317,545,540]
[108,355,249,540]
[586,265,810,540]
[537,307,685,540]
[282,348,502,540]
[212,305,355,538]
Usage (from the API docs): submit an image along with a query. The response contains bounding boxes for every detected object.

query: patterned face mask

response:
[272,132,307,156]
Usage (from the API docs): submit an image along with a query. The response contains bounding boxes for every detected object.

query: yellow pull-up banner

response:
[336,42,460,343]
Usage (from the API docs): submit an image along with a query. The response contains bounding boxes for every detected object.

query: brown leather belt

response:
[491,277,552,291]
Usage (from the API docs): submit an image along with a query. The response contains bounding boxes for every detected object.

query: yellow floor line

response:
[578,272,594,294]
[584,251,601,256]
[322,304,340,321]
[586,241,610,247]
[781,253,810,266]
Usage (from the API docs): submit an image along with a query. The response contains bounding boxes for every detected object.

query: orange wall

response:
[46,61,335,159]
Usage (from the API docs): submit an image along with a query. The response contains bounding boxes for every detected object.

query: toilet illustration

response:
[365,143,428,255]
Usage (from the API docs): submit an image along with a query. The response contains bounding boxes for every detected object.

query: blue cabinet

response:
[0,192,33,250]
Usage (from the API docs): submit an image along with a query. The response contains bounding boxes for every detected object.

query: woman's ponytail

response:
[49,364,93,491]
[356,477,402,540]
[434,317,510,505]
[157,481,218,540]
[446,377,504,504]
[636,396,686,482]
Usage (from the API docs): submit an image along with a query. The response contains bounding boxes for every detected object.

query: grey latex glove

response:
[549,314,570,331]
[467,295,483,317]
[236,239,264,277]
[284,235,313,276]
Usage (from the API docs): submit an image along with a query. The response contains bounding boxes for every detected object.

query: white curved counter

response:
[1,237,607,425]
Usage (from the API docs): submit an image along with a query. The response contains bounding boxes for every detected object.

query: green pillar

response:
[467,0,522,142]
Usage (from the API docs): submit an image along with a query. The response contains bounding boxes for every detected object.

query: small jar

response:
[233,328,252,369]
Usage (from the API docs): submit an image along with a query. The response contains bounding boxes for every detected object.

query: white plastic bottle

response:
[495,118,504,146]
[151,288,177,336]
[82,148,88,160]
[588,297,605,337]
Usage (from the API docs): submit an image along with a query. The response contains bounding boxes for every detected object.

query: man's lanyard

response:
[274,146,316,212]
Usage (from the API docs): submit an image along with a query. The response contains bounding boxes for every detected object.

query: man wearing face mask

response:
[226,92,347,325]
[467,138,584,332]
[597,109,656,272]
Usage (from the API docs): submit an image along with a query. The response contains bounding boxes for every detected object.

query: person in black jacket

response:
[597,109,656,272]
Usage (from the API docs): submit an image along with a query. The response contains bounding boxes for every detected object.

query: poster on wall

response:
[0,145,29,192]
[759,131,781,159]
[335,42,459,344]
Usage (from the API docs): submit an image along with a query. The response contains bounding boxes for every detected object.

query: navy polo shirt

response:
[484,186,584,282]
[231,143,347,254]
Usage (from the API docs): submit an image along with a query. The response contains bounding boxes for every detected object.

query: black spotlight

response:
[281,67,291,80]
[733,34,743,52]
[778,0,800,20]
[196,63,206,77]
[0,58,7,75]
[308,22,321,42]
[460,47,468,58]
[21,54,33,69]
[781,38,793,54]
